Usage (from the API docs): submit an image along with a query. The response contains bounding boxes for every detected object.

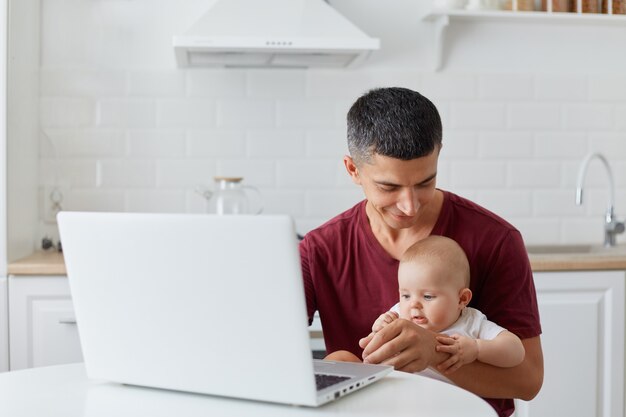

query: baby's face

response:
[397,260,464,333]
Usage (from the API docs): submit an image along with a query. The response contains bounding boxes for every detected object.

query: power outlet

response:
[42,185,68,224]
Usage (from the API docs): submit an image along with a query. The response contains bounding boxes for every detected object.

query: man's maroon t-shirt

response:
[299,190,541,417]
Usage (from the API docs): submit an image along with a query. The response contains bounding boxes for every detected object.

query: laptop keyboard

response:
[315,373,351,391]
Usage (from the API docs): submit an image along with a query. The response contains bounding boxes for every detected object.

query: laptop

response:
[57,212,392,406]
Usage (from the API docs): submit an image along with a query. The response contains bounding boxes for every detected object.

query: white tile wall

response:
[129,71,185,97]
[508,104,561,130]
[40,98,96,128]
[127,130,186,158]
[247,130,306,158]
[40,69,127,97]
[187,71,246,98]
[478,75,533,100]
[533,75,587,101]
[478,132,533,159]
[36,1,626,246]
[450,103,507,129]
[157,99,216,128]
[97,99,156,128]
[276,100,339,128]
[186,130,245,157]
[589,76,626,101]
[564,104,613,130]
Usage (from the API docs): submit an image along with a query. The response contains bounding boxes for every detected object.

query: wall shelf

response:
[423,9,626,70]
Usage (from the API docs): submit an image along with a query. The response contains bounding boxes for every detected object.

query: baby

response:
[326,235,525,380]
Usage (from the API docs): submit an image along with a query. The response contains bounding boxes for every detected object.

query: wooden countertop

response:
[8,245,626,276]
[7,251,67,275]
[528,244,626,271]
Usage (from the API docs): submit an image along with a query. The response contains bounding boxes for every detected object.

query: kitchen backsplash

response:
[36,1,626,246]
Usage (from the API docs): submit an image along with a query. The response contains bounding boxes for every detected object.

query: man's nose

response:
[397,188,418,216]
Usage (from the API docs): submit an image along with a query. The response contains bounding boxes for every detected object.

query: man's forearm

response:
[444,336,543,400]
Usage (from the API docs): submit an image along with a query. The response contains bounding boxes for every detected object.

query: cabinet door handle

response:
[58,318,77,325]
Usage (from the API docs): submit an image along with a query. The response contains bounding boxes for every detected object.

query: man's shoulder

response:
[305,200,366,239]
[442,190,518,233]
[299,200,369,263]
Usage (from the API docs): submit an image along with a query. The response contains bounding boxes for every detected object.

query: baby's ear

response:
[458,288,472,307]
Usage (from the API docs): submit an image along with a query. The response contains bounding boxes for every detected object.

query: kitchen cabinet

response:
[8,275,83,371]
[5,273,327,369]
[0,0,7,375]
[0,277,8,372]
[513,270,625,417]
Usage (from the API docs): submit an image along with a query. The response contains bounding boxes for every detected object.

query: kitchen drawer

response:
[8,275,83,370]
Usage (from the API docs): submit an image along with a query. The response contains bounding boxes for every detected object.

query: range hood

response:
[173,0,380,68]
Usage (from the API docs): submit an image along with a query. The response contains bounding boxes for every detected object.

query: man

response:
[299,87,543,417]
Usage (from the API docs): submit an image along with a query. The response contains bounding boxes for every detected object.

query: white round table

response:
[0,363,497,417]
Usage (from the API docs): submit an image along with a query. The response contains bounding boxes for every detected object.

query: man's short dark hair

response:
[347,87,442,165]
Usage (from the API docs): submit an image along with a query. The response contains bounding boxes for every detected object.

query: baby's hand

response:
[372,311,399,332]
[435,334,478,374]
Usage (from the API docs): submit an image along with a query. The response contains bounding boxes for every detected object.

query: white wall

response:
[35,0,626,245]
[0,0,9,373]
[8,0,40,262]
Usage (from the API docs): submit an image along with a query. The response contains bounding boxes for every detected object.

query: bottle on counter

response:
[542,0,573,11]
[433,0,469,9]
[502,0,536,11]
[580,0,600,12]
[602,0,626,13]
[466,0,503,9]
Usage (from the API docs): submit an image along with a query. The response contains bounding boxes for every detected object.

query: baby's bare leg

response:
[324,350,362,363]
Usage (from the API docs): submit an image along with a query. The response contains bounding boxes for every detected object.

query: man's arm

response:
[446,336,543,401]
[361,319,543,401]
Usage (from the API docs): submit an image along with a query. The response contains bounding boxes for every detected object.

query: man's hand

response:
[435,334,478,374]
[358,318,444,373]
[371,311,399,332]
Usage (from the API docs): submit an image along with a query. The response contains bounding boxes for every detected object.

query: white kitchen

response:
[1,0,626,416]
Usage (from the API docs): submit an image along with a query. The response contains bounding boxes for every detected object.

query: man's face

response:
[344,150,439,230]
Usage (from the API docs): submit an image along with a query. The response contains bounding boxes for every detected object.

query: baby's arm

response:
[476,330,525,367]
[435,331,525,374]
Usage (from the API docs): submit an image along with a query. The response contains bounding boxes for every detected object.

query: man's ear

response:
[459,288,472,308]
[343,155,361,185]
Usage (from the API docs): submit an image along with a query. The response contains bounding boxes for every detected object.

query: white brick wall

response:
[128,130,186,158]
[36,1,626,246]
[97,99,156,128]
[508,104,561,130]
[129,71,185,97]
[534,75,587,101]
[157,99,216,128]
[186,130,245,157]
[450,103,506,129]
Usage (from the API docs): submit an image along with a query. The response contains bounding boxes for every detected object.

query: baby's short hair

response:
[401,235,470,288]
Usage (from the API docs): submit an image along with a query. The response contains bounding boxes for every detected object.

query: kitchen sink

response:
[526,244,626,255]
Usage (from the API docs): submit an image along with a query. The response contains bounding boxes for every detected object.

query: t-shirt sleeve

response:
[477,230,541,340]
[475,311,507,340]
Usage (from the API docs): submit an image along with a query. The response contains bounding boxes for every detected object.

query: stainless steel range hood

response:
[173,0,380,68]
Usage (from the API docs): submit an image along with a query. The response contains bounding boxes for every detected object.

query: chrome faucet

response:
[575,152,625,247]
